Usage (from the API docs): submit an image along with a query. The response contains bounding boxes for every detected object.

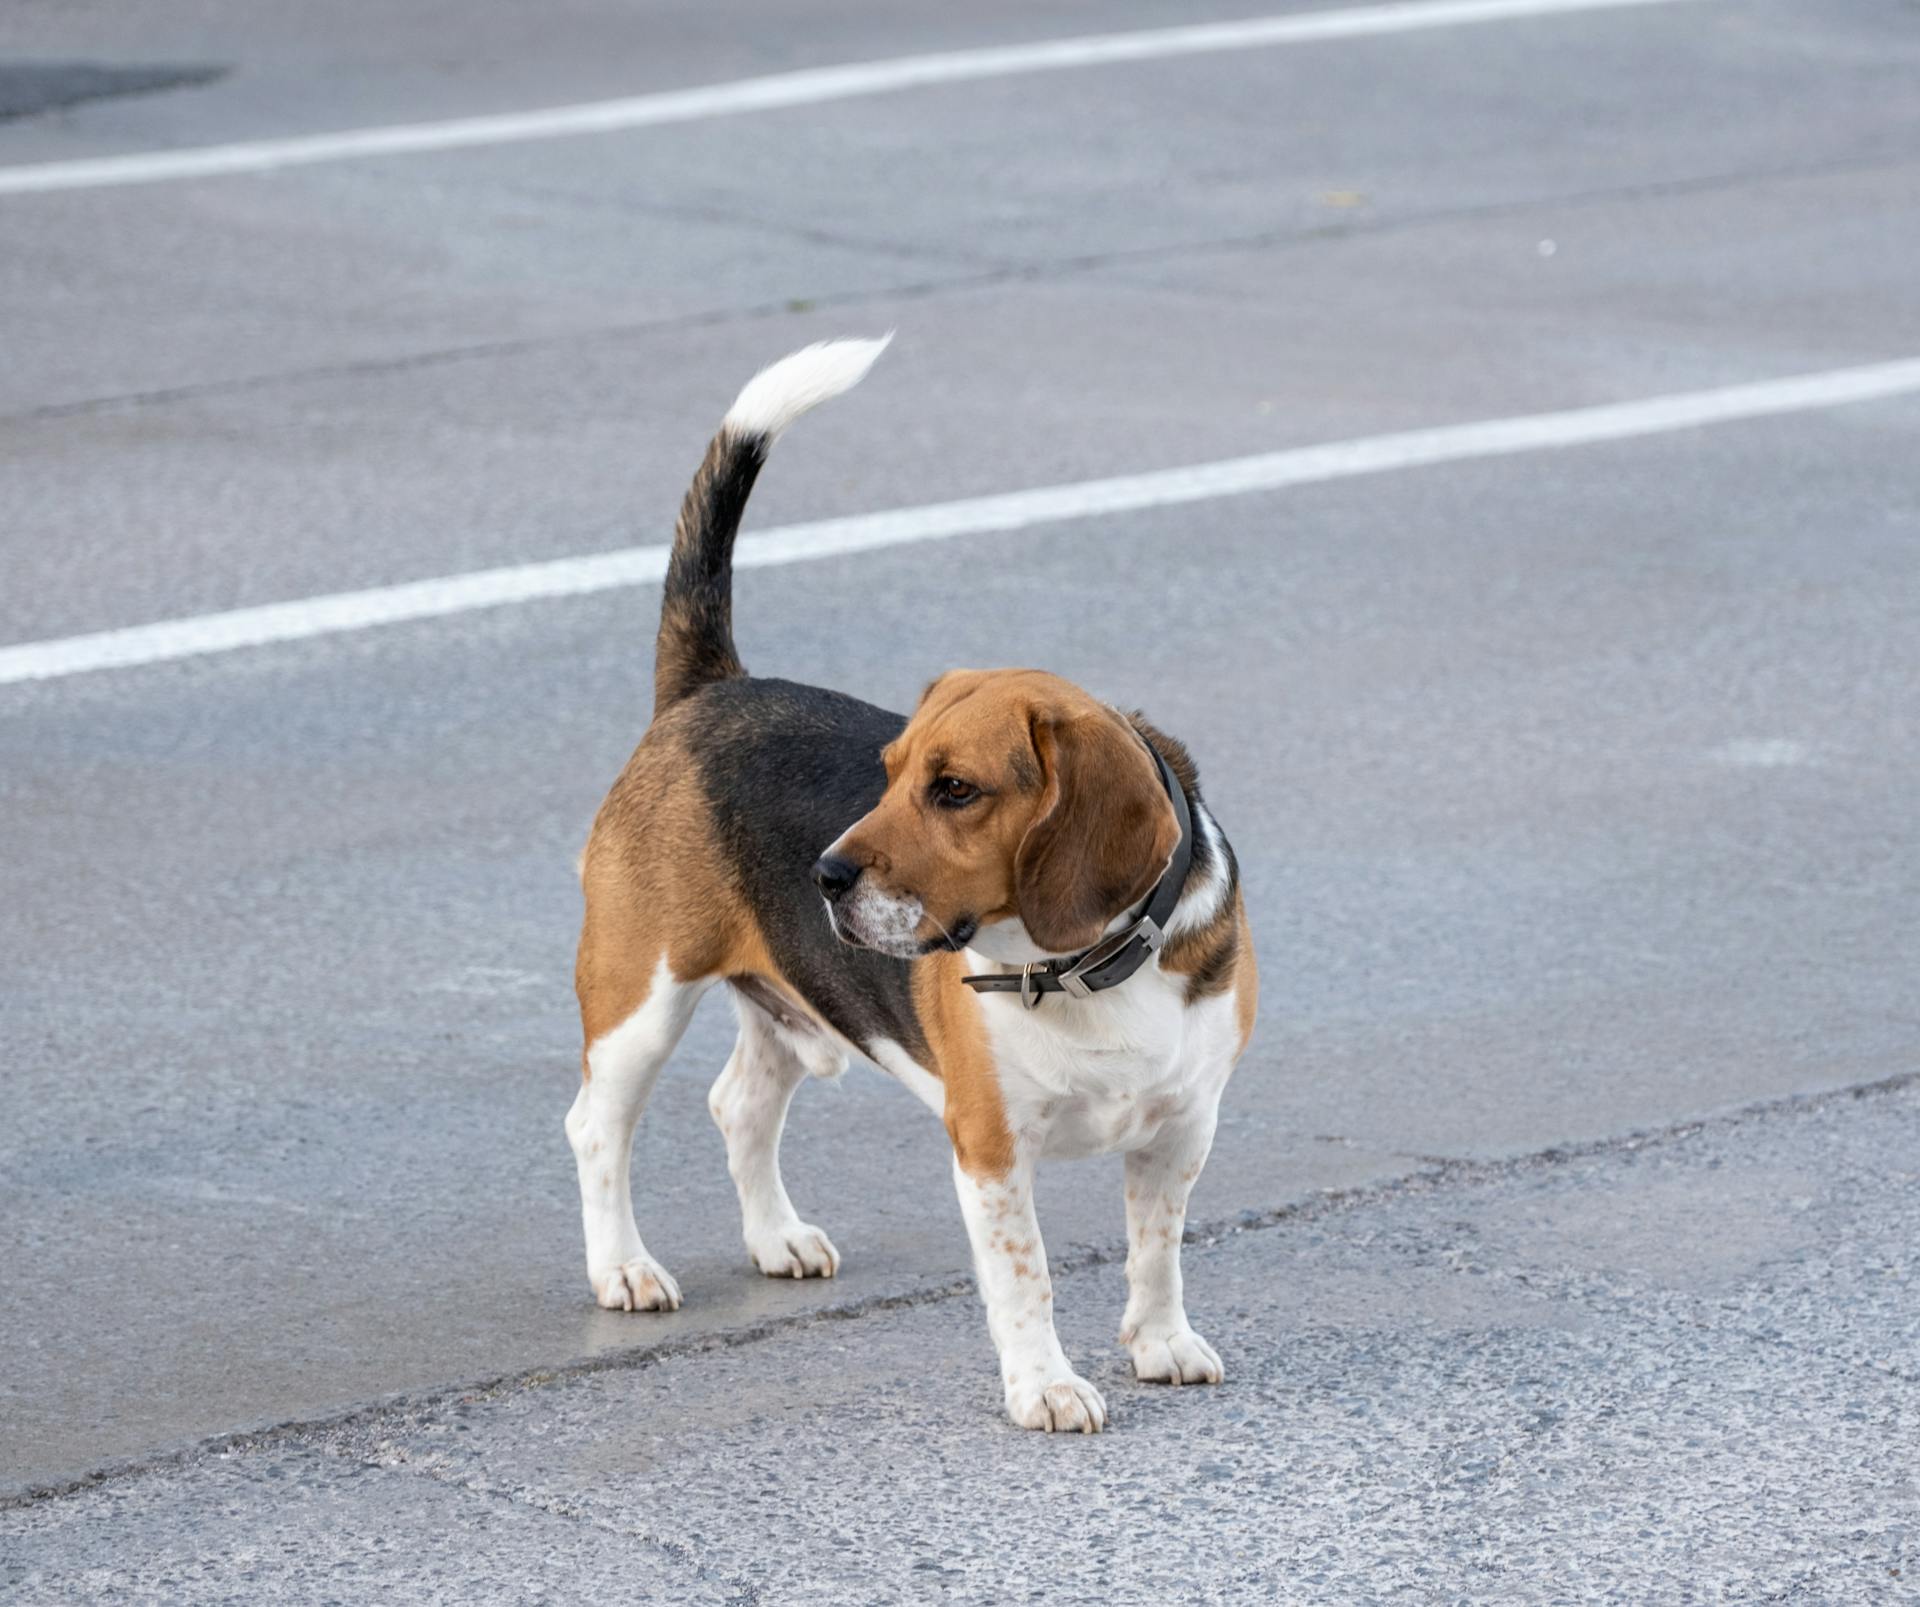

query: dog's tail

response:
[653,335,892,712]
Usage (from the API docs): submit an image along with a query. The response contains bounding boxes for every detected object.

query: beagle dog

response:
[568,337,1257,1433]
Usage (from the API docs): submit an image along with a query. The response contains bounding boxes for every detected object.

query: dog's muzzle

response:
[818,875,927,960]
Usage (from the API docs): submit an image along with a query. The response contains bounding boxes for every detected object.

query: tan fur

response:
[1015,703,1180,954]
[912,952,1013,1179]
[577,706,786,1056]
[1161,885,1246,1004]
[832,669,1179,960]
[1232,902,1259,1055]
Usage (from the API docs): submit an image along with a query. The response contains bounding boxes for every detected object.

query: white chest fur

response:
[950,796,1239,1159]
[966,960,1240,1159]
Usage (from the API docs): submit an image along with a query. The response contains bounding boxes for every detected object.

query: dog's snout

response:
[811,854,861,902]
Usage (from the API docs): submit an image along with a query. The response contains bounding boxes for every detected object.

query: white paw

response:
[1126,1324,1224,1386]
[1005,1369,1108,1434]
[591,1254,682,1312]
[746,1220,841,1280]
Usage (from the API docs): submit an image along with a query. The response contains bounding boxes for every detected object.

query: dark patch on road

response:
[0,63,227,124]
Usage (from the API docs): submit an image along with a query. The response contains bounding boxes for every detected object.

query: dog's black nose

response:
[811,854,861,902]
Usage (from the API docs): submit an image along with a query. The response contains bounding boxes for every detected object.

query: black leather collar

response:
[960,746,1194,1008]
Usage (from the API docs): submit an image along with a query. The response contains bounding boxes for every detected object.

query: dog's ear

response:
[1015,708,1180,955]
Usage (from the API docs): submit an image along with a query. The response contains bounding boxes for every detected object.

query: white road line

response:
[0,0,1701,197]
[1709,739,1811,768]
[4,356,1917,688]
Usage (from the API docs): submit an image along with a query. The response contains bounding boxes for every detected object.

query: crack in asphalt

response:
[341,1441,701,1570]
[1311,1131,1457,1165]
[4,1062,1913,1514]
[414,165,1010,275]
[329,1439,761,1595]
[6,144,1914,429]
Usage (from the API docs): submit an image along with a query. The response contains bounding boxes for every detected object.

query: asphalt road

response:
[8,1082,1918,1602]
[1,0,1916,1597]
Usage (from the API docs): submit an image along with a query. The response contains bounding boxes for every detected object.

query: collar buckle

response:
[1053,912,1164,1000]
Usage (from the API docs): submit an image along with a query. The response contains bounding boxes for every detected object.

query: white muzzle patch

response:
[826,883,926,959]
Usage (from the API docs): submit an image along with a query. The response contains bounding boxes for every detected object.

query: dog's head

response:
[813,669,1180,961]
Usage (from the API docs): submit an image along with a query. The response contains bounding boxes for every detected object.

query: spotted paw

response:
[1005,1370,1108,1434]
[746,1221,841,1280]
[1127,1325,1223,1386]
[591,1254,682,1312]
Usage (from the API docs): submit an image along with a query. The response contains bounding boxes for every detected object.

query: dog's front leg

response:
[1119,1105,1225,1385]
[951,1150,1106,1434]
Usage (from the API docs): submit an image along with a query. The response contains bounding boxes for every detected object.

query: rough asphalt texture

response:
[6,1086,1917,1602]
[1,0,1916,1598]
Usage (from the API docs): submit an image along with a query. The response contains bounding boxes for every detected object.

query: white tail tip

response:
[724,333,892,442]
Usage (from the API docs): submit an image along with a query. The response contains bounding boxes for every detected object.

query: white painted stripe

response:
[4,355,1916,688]
[1709,739,1811,768]
[0,0,1701,197]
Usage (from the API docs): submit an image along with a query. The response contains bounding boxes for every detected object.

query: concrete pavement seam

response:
[4,1063,1913,1514]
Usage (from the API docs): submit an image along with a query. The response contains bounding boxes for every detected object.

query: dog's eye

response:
[931,776,980,809]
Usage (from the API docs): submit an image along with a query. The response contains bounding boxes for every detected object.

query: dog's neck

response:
[964,800,1231,973]
[963,905,1147,968]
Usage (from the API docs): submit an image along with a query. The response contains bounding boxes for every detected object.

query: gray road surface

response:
[1,0,1916,1597]
[6,1079,1917,1601]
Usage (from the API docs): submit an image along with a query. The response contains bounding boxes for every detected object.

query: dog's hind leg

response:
[709,991,843,1279]
[568,955,708,1312]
